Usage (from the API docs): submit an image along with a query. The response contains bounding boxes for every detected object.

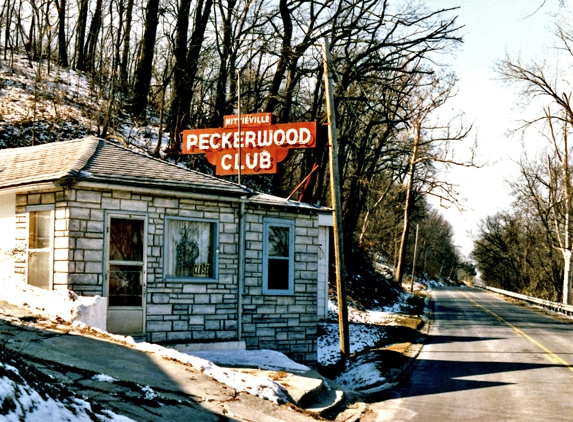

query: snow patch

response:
[0,275,107,330]
[0,373,134,422]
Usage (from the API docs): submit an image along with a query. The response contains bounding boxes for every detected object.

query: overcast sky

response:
[427,0,565,257]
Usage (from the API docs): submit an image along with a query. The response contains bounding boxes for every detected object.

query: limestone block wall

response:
[15,189,108,294]
[317,225,330,320]
[0,192,18,277]
[14,191,61,284]
[14,187,319,365]
[143,196,240,345]
[242,209,319,366]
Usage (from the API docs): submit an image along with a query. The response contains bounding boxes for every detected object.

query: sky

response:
[428,0,565,257]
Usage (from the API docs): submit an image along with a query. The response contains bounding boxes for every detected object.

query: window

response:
[27,206,54,290]
[263,218,294,294]
[164,218,218,280]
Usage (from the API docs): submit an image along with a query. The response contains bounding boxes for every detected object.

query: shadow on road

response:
[368,287,573,402]
[392,357,564,398]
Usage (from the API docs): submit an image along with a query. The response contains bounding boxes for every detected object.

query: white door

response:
[105,214,146,335]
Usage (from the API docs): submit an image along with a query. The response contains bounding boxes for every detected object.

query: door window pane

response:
[165,219,216,278]
[108,264,142,307]
[109,218,144,261]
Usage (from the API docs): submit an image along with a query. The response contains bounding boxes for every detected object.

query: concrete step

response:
[302,382,345,417]
[232,368,346,417]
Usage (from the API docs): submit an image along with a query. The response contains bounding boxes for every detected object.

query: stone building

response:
[0,137,331,366]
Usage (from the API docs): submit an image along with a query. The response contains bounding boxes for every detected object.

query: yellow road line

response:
[461,291,573,373]
[545,353,560,364]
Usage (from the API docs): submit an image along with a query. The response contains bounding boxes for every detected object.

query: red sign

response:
[182,114,317,175]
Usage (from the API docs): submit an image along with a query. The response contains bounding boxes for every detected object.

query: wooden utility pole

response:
[237,69,242,185]
[322,37,350,359]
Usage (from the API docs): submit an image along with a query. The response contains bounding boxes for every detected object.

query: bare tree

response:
[74,0,89,69]
[210,0,238,127]
[0,0,471,283]
[167,0,213,145]
[119,0,135,95]
[81,0,104,72]
[394,72,474,285]
[472,205,562,300]
[54,0,68,67]
[281,2,464,249]
[1,0,13,59]
[497,19,573,304]
[130,0,161,118]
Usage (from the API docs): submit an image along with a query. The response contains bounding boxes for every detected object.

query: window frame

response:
[262,218,295,295]
[26,204,55,290]
[163,216,219,282]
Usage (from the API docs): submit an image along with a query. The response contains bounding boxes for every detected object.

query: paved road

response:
[364,286,573,422]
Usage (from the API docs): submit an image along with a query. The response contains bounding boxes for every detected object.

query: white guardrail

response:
[478,285,573,316]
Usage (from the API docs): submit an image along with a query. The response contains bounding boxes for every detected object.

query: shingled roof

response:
[0,137,251,197]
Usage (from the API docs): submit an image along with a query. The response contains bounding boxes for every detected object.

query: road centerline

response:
[461,291,573,373]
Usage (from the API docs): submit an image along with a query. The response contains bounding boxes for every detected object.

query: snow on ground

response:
[318,291,420,366]
[0,273,426,418]
[0,56,171,154]
[0,275,293,404]
[185,349,310,373]
[0,62,94,125]
[319,304,390,365]
[0,275,106,327]
[334,356,394,391]
[0,362,134,422]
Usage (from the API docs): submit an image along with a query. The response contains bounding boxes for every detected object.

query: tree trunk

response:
[26,11,35,59]
[562,249,572,304]
[74,0,88,70]
[396,128,420,285]
[2,0,12,59]
[129,0,160,118]
[342,120,379,246]
[167,0,192,144]
[263,0,292,114]
[112,0,123,73]
[54,0,68,67]
[211,0,235,127]
[168,0,212,145]
[119,0,134,96]
[82,0,103,72]
[562,126,572,304]
[358,180,393,245]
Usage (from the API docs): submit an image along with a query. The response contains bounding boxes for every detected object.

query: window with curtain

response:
[164,218,217,279]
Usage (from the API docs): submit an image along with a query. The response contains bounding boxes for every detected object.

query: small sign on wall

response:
[192,263,211,277]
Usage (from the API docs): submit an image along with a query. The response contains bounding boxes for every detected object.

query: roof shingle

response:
[0,137,250,197]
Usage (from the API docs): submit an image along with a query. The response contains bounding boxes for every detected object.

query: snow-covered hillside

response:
[0,56,165,155]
